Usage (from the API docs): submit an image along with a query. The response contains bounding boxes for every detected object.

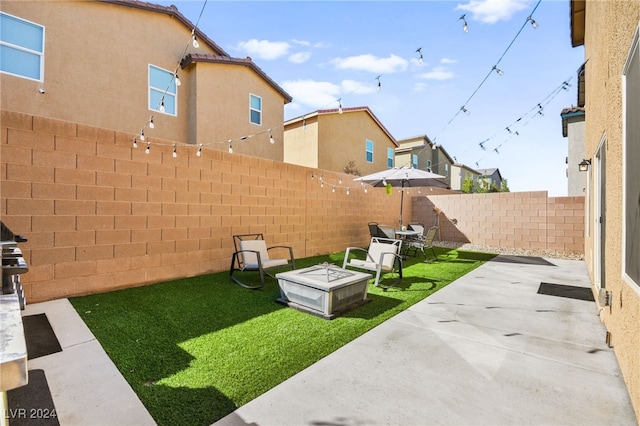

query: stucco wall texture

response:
[582,1,640,419]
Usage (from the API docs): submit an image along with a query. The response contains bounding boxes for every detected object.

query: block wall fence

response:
[1,111,584,303]
[413,192,585,253]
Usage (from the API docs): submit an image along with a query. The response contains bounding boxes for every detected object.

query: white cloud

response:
[340,79,377,95]
[281,79,341,109]
[456,0,530,24]
[330,54,409,74]
[236,39,291,60]
[440,58,458,64]
[289,52,312,64]
[418,66,455,80]
[291,39,311,47]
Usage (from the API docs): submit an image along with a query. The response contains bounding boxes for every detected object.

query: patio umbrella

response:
[354,166,448,228]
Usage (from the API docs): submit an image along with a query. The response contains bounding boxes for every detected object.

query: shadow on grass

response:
[69,249,492,426]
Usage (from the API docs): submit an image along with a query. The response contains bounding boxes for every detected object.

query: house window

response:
[365,139,374,163]
[412,154,418,169]
[250,94,262,125]
[444,163,449,177]
[0,12,44,81]
[149,64,177,115]
[387,148,394,168]
[623,26,640,288]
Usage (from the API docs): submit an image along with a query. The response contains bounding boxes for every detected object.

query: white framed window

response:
[622,24,640,290]
[365,139,374,163]
[412,154,418,169]
[250,94,262,125]
[387,148,394,168]
[149,64,177,116]
[0,12,44,81]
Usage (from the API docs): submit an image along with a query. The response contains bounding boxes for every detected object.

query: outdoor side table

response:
[276,264,372,319]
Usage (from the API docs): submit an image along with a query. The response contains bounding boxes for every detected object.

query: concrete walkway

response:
[16,256,638,425]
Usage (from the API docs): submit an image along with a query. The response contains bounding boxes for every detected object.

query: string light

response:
[196,144,203,157]
[527,15,538,29]
[174,73,181,86]
[159,98,165,113]
[145,142,151,154]
[173,144,177,158]
[459,14,469,33]
[492,65,504,76]
[149,115,155,129]
[132,137,138,148]
[376,75,381,92]
[140,129,145,141]
[228,140,233,153]
[461,106,470,115]
[416,47,423,64]
[269,129,275,144]
[338,99,343,114]
[191,29,200,48]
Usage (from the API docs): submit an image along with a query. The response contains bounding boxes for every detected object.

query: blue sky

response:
[160,0,584,196]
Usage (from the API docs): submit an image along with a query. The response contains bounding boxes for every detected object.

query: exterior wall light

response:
[578,159,591,172]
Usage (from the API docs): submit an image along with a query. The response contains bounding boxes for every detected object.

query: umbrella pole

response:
[399,181,405,229]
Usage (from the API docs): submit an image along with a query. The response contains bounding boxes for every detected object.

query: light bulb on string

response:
[382,178,387,186]
[140,129,145,141]
[416,47,423,64]
[191,29,199,48]
[494,148,500,154]
[132,137,138,148]
[346,187,350,195]
[376,76,381,92]
[269,129,275,144]
[196,144,203,157]
[459,14,469,33]
[145,142,151,154]
[228,140,233,153]
[492,65,504,76]
[175,73,181,86]
[172,144,177,158]
[527,15,538,29]
[338,99,343,114]
[461,106,470,115]
[432,143,437,151]
[159,98,165,113]
[332,185,336,193]
[149,115,155,129]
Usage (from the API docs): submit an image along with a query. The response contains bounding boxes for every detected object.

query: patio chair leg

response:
[229,253,267,290]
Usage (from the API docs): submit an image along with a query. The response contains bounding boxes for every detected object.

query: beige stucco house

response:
[571,0,640,419]
[450,163,481,192]
[283,106,399,176]
[0,0,291,160]
[395,135,454,187]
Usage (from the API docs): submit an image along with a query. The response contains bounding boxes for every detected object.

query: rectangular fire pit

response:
[276,264,372,319]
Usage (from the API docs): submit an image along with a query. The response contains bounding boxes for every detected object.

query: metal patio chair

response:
[229,234,295,289]
[342,237,403,289]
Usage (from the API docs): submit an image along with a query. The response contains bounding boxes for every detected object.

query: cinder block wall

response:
[413,192,585,254]
[2,112,583,303]
[1,111,405,302]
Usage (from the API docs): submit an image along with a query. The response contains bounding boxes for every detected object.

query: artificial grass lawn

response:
[70,247,495,426]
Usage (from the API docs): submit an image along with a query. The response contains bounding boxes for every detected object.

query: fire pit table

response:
[276,263,372,319]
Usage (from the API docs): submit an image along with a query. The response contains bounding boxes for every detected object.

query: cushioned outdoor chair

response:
[342,237,403,289]
[406,224,439,261]
[229,234,295,289]
[368,222,396,240]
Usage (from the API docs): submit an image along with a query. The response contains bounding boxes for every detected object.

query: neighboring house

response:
[283,106,399,176]
[395,135,454,187]
[571,0,640,420]
[0,0,291,160]
[560,106,586,195]
[476,168,504,191]
[450,163,481,192]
